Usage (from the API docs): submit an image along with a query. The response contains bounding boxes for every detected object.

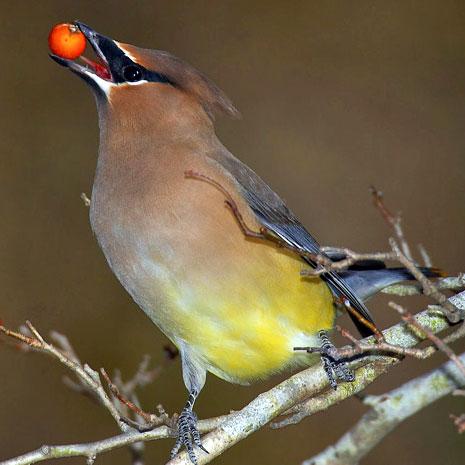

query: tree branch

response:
[381,275,465,296]
[369,186,413,261]
[1,290,463,465]
[0,322,127,431]
[389,238,461,323]
[303,351,465,465]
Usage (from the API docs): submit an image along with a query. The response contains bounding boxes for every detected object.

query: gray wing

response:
[213,149,375,332]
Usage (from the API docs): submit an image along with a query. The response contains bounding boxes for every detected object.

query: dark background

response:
[1,1,464,464]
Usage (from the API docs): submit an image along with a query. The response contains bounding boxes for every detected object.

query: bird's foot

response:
[170,408,208,465]
[318,330,355,389]
[294,330,355,390]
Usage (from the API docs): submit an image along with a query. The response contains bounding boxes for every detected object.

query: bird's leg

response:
[170,388,208,465]
[294,330,355,390]
[318,330,355,389]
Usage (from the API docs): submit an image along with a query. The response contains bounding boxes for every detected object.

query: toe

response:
[170,436,183,459]
[170,408,207,464]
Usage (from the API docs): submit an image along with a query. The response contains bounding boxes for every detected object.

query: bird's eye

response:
[122,65,143,82]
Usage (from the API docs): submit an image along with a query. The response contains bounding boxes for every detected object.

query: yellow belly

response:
[150,245,335,385]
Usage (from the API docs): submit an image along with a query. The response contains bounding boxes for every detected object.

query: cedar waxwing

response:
[51,22,441,464]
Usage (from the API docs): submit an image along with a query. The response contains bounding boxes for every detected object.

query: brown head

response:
[50,22,239,136]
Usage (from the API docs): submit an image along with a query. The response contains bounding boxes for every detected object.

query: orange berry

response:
[48,23,86,60]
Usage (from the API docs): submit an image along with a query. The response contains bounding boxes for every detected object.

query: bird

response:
[50,22,441,464]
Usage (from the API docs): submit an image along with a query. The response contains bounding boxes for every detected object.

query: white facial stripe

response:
[82,69,115,96]
[114,41,139,62]
[83,70,148,96]
[124,80,148,86]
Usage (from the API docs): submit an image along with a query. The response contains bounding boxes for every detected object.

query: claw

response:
[170,407,209,464]
[321,352,338,389]
[318,330,355,389]
[294,330,355,390]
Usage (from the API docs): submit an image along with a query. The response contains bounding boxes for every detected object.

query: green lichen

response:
[429,374,451,393]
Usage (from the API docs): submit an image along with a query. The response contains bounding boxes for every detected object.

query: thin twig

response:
[418,243,433,267]
[370,186,413,261]
[100,368,167,427]
[81,192,91,207]
[339,298,385,341]
[389,238,461,322]
[0,322,126,430]
[332,325,435,359]
[389,301,465,379]
[301,249,396,276]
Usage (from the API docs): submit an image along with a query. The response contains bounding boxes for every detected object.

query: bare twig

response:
[63,341,175,464]
[450,389,465,433]
[450,414,465,434]
[418,243,433,267]
[338,298,385,341]
[100,368,167,428]
[368,186,463,324]
[330,325,435,360]
[0,322,126,430]
[370,186,413,261]
[389,301,465,379]
[301,249,395,276]
[0,427,171,465]
[81,192,91,207]
[389,238,461,323]
[303,351,465,465]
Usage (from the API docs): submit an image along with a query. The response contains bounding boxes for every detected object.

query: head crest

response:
[118,43,241,121]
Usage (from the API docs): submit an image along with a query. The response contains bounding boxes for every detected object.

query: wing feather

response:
[245,191,375,328]
[211,149,375,334]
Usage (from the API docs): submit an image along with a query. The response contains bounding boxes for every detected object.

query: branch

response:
[370,186,413,261]
[0,428,171,465]
[389,238,461,323]
[1,291,464,465]
[389,301,465,379]
[303,351,465,465]
[381,275,465,296]
[0,322,126,431]
[301,249,396,276]
[80,192,91,207]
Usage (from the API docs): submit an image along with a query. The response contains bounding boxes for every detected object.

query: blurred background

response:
[0,1,464,464]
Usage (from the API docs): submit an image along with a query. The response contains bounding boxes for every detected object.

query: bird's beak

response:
[50,21,119,88]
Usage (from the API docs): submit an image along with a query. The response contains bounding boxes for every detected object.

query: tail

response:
[338,266,444,302]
